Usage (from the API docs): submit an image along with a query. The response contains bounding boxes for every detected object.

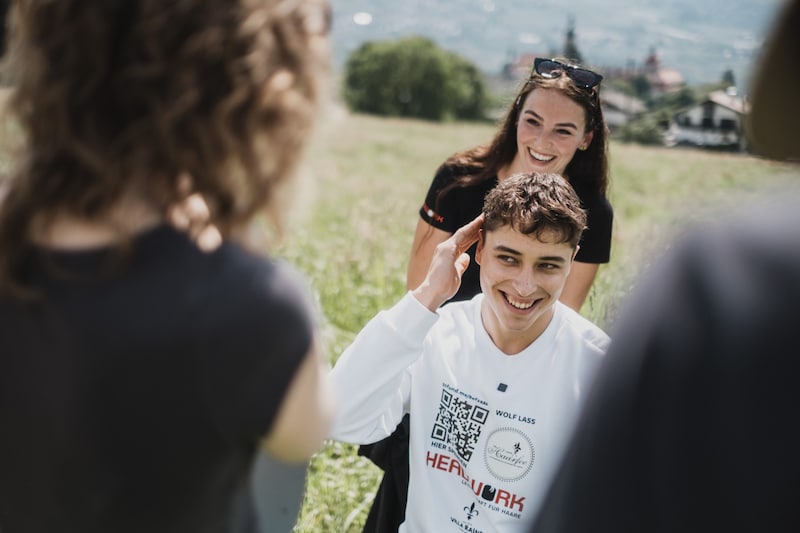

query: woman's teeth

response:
[529,148,554,162]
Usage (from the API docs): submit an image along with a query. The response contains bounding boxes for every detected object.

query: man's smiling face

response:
[476,224,576,354]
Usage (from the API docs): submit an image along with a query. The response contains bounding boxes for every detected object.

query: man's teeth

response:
[506,295,534,310]
[529,148,554,162]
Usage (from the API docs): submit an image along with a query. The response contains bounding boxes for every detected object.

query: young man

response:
[330,172,610,532]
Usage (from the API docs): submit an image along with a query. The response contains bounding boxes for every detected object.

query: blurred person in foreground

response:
[530,0,800,531]
[330,172,610,532]
[0,1,334,532]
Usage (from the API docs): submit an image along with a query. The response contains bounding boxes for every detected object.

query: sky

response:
[329,0,786,90]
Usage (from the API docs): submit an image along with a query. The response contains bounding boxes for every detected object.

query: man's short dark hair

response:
[483,172,587,248]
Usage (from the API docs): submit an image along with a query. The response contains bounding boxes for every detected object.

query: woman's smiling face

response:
[509,88,594,178]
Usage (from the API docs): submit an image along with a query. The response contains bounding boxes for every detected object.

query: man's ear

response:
[475,230,486,266]
[571,245,580,261]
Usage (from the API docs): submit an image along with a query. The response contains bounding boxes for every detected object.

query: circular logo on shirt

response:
[483,427,534,481]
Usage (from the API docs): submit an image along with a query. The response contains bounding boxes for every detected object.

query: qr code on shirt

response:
[430,388,489,462]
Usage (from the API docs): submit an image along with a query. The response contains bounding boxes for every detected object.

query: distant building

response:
[502,52,542,80]
[600,48,685,96]
[499,54,648,130]
[496,20,685,130]
[665,88,750,151]
[641,49,685,95]
[601,89,647,131]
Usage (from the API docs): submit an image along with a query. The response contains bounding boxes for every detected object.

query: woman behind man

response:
[0,1,333,532]
[360,57,614,532]
[409,57,613,310]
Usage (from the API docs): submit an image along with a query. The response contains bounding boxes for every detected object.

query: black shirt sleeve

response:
[417,163,495,302]
[419,164,494,231]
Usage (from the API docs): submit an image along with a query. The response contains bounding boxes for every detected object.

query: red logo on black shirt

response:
[422,202,444,224]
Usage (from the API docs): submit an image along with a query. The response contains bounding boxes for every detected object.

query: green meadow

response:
[278,109,799,532]
[1,98,796,532]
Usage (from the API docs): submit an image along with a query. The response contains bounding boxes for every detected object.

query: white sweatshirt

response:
[330,293,609,532]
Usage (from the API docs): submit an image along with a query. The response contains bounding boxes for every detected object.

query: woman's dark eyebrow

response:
[522,109,578,130]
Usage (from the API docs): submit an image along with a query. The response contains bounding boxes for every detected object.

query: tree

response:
[721,69,736,88]
[562,16,583,63]
[442,51,488,121]
[631,75,652,100]
[343,36,487,121]
[659,86,697,109]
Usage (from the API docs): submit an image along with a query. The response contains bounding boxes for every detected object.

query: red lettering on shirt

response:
[425,450,526,513]
[426,451,438,468]
[448,456,463,477]
[470,479,484,497]
[421,202,444,224]
[509,492,526,512]
[496,489,511,508]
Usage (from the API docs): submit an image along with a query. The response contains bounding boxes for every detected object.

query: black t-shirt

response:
[419,163,614,301]
[0,225,314,533]
[531,198,800,533]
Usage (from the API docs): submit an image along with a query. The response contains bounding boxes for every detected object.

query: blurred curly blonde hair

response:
[0,0,330,296]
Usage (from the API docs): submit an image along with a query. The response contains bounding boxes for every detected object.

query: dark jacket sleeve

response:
[532,207,800,533]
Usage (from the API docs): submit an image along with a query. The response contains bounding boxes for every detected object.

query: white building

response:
[665,88,750,151]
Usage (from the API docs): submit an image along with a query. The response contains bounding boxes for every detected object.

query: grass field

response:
[2,101,794,531]
[273,108,799,532]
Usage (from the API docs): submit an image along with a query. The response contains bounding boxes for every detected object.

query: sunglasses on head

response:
[532,58,603,89]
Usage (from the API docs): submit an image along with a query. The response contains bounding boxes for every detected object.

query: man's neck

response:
[480,304,557,356]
